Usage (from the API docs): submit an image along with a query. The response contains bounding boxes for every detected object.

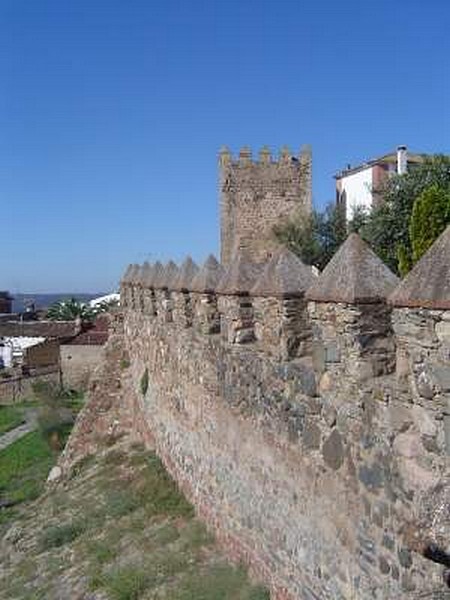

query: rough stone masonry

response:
[60,148,450,600]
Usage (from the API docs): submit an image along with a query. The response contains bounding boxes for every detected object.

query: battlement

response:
[219,144,312,167]
[219,144,312,265]
[121,226,450,409]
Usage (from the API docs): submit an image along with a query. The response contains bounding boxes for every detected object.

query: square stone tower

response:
[219,145,312,265]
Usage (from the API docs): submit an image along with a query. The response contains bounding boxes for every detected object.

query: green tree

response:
[273,203,347,270]
[360,155,450,273]
[409,184,450,262]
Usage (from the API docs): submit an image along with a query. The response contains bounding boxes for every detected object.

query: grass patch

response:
[68,453,95,479]
[0,405,25,435]
[0,431,55,506]
[139,453,194,519]
[103,566,152,600]
[85,539,117,565]
[170,564,271,600]
[0,442,270,600]
[40,520,86,550]
[104,489,140,518]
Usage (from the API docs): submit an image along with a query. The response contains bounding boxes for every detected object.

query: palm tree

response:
[46,298,96,322]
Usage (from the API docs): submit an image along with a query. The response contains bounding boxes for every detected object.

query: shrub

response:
[409,184,450,263]
[40,520,85,550]
[104,566,151,600]
[140,368,149,396]
[120,358,130,370]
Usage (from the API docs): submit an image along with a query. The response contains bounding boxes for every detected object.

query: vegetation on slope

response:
[0,422,269,599]
[0,405,25,435]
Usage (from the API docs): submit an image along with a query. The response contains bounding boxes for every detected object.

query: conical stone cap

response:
[130,264,143,285]
[139,262,152,285]
[216,252,263,296]
[251,247,316,298]
[190,254,225,293]
[121,264,134,284]
[389,225,450,309]
[142,263,155,286]
[153,261,176,290]
[149,261,164,288]
[164,261,179,290]
[173,257,199,291]
[306,233,399,304]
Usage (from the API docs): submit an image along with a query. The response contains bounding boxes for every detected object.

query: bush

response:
[274,203,346,270]
[40,521,86,550]
[409,184,450,263]
[104,566,151,600]
[357,155,450,273]
[32,381,77,451]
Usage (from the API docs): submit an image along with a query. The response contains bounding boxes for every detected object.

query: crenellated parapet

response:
[119,230,449,393]
[219,144,312,265]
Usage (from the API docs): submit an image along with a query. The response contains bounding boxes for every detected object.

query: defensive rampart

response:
[63,228,450,599]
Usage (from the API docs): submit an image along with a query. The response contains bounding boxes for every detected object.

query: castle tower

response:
[219,145,312,265]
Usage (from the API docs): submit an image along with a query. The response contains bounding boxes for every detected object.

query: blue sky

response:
[1,0,449,292]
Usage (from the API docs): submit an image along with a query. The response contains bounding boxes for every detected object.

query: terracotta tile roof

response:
[306,233,399,304]
[173,257,199,291]
[389,225,450,309]
[251,247,316,298]
[0,320,80,339]
[190,254,225,293]
[216,252,263,296]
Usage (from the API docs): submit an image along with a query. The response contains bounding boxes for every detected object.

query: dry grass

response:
[0,441,269,600]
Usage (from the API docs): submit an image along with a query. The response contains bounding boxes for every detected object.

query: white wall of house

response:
[0,344,12,367]
[340,168,373,220]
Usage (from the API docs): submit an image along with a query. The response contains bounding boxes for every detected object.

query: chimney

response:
[397,145,408,175]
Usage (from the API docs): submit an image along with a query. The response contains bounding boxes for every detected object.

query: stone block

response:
[436,320,450,345]
[325,342,340,363]
[302,421,321,450]
[433,364,450,392]
[358,462,384,492]
[322,429,344,470]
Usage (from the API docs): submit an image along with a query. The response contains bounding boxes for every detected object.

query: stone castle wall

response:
[220,146,312,265]
[85,231,449,600]
[116,293,448,599]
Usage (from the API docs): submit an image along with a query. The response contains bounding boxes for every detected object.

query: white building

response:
[335,146,424,220]
[0,337,45,368]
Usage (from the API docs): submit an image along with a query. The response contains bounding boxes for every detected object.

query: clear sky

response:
[1,0,449,293]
